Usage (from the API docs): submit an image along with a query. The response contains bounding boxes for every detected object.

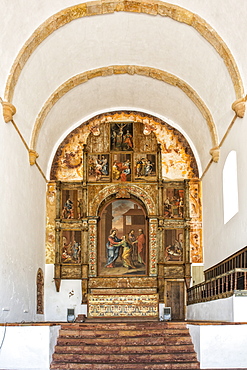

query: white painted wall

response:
[0,325,60,370]
[202,115,247,269]
[45,264,87,322]
[188,323,247,369]
[187,295,247,322]
[0,113,46,323]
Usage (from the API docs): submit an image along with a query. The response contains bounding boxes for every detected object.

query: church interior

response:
[1,1,247,369]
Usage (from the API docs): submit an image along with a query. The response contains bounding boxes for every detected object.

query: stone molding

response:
[209,146,220,163]
[232,97,246,118]
[29,149,39,165]
[0,100,16,123]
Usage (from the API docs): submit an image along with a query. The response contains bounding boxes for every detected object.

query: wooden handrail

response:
[187,268,247,305]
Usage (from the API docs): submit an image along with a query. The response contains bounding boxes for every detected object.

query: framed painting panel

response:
[112,153,132,182]
[134,154,156,181]
[164,188,184,219]
[164,229,184,262]
[98,199,148,276]
[88,154,110,182]
[110,122,133,151]
[61,230,81,264]
[61,189,82,219]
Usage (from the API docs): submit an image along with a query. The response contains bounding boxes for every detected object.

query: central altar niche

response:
[98,198,148,277]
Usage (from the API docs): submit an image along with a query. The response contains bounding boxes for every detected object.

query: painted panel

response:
[88,154,110,182]
[98,199,147,276]
[61,230,81,264]
[110,122,133,151]
[164,229,184,262]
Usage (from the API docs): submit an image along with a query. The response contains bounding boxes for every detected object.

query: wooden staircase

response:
[50,321,200,370]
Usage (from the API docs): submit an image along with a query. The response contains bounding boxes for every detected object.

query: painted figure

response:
[112,161,121,180]
[62,197,73,219]
[71,240,80,262]
[121,235,136,269]
[105,229,123,268]
[120,159,131,181]
[123,130,133,150]
[128,229,137,264]
[101,156,109,176]
[165,239,183,261]
[136,158,144,177]
[95,159,103,181]
[145,159,153,176]
[136,229,146,265]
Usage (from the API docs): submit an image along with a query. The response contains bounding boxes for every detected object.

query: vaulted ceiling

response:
[2,1,245,178]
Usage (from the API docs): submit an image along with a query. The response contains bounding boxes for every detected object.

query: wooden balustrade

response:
[187,268,247,305]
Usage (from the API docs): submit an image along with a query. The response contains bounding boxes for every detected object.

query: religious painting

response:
[164,188,184,219]
[88,154,110,182]
[98,199,147,276]
[61,230,81,264]
[61,189,82,219]
[110,122,133,151]
[164,229,184,262]
[134,154,156,181]
[112,153,132,182]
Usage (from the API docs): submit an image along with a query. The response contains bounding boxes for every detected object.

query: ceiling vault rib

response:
[4,1,244,104]
[30,65,217,152]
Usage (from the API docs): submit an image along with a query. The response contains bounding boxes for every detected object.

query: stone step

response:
[50,362,200,369]
[61,321,188,330]
[50,321,200,370]
[57,335,193,346]
[53,352,198,363]
[59,328,190,338]
[55,344,195,354]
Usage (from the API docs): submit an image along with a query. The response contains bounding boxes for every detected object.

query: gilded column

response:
[88,218,98,277]
[149,218,158,276]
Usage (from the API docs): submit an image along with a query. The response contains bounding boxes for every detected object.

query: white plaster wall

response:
[187,296,234,322]
[0,325,60,370]
[187,296,247,322]
[0,113,46,323]
[44,264,87,322]
[188,324,247,369]
[202,114,247,269]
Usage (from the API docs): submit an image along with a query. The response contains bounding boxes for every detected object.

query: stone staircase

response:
[50,320,200,370]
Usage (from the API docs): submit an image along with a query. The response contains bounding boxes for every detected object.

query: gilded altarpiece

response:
[46,111,202,319]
